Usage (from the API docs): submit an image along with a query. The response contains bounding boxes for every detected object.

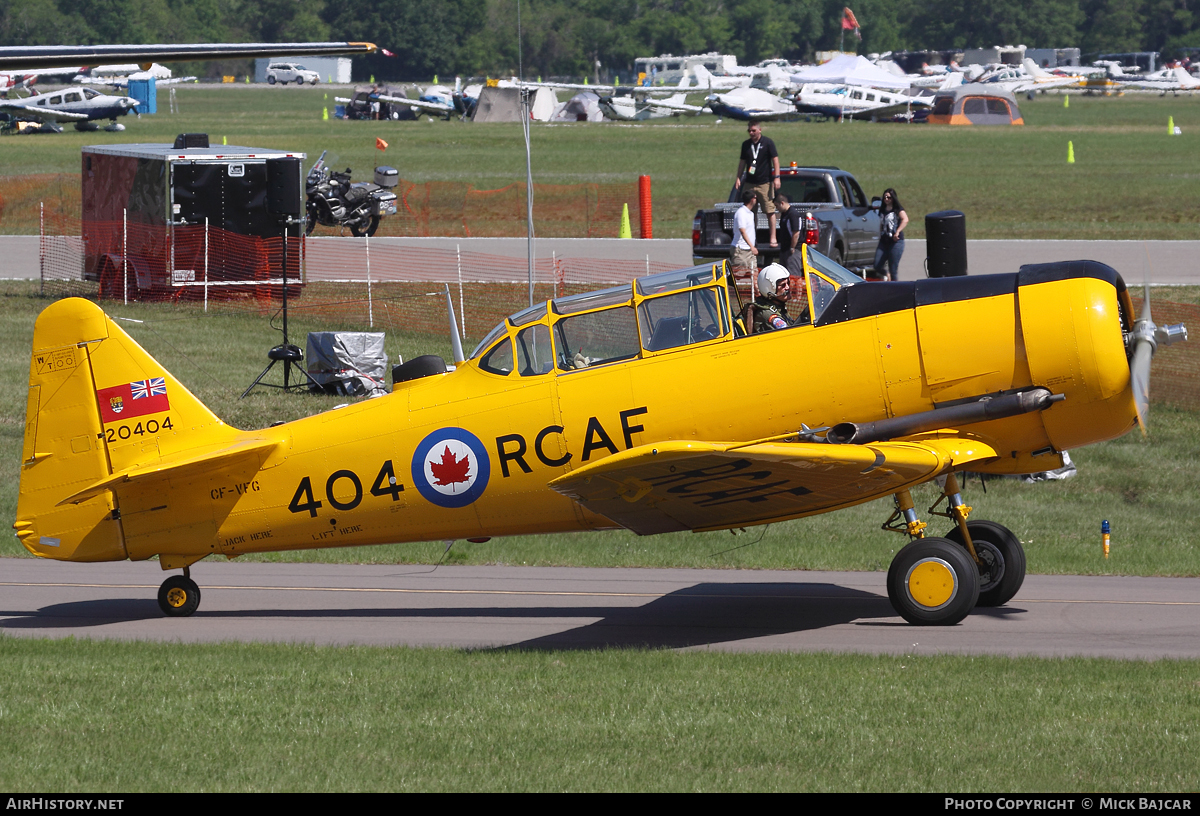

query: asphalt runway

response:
[2,559,1198,659]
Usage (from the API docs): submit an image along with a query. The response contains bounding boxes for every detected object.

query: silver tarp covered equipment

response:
[306,332,389,397]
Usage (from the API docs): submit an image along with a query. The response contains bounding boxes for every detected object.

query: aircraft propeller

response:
[1128,281,1187,432]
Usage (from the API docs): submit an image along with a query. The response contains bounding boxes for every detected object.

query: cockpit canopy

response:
[470,251,859,377]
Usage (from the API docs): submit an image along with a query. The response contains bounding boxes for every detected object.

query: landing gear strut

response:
[158,566,201,617]
[882,474,1026,625]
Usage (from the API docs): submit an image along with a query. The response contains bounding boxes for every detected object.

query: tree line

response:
[1,0,1195,82]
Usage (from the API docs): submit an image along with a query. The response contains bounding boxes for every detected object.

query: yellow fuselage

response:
[16,260,1138,567]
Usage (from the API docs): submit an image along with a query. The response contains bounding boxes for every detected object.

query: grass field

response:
[3,86,1200,239]
[1,637,1197,792]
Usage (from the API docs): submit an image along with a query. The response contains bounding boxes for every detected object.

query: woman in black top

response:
[874,188,909,282]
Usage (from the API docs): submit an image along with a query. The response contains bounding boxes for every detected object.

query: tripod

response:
[241,218,322,399]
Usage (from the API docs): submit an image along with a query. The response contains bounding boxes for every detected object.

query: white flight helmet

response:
[757,263,790,299]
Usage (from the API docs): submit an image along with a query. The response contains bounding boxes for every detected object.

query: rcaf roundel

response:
[411,427,491,508]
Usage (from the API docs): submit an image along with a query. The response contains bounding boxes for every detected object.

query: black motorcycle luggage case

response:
[374,166,399,188]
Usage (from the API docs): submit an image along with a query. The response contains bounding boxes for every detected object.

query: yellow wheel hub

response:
[166,587,189,608]
[907,558,956,609]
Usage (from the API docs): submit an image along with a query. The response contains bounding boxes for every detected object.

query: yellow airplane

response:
[14,247,1186,625]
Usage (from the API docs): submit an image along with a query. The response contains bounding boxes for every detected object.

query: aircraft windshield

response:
[552,285,630,315]
[805,248,860,323]
[636,264,715,296]
[509,301,548,326]
[807,249,862,286]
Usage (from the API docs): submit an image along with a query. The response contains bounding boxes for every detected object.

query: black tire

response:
[351,215,380,237]
[945,520,1026,607]
[887,537,980,626]
[829,246,844,267]
[158,575,201,617]
[267,75,276,85]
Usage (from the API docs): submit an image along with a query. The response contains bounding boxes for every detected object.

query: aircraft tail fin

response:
[16,298,237,562]
[1023,58,1049,79]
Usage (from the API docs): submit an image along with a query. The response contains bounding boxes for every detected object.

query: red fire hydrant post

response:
[638,175,652,239]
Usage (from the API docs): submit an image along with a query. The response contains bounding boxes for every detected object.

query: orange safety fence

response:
[311,178,640,239]
[1129,297,1200,411]
[3,175,640,240]
[40,216,681,348]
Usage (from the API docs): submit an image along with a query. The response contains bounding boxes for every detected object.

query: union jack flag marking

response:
[131,377,167,400]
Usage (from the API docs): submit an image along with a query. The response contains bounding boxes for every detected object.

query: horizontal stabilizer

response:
[59,437,277,506]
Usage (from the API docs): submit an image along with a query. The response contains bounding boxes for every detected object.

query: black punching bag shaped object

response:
[266,157,302,216]
[925,210,968,277]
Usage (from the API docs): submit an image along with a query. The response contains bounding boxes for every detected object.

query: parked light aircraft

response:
[0,87,139,131]
[599,92,705,120]
[334,90,457,120]
[794,85,933,120]
[1116,66,1200,92]
[973,59,1084,94]
[706,87,801,120]
[17,248,1186,626]
[515,77,704,121]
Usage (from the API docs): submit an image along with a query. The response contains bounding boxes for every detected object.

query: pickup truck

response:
[692,165,881,275]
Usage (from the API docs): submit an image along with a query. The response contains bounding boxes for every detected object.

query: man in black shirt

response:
[734,120,780,247]
[774,192,804,273]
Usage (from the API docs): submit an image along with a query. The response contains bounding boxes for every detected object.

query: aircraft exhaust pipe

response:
[827,388,1065,445]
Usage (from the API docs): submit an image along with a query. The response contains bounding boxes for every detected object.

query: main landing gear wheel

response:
[158,575,201,617]
[945,520,1026,608]
[887,537,980,626]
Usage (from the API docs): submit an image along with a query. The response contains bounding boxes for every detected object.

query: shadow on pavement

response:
[1,582,901,648]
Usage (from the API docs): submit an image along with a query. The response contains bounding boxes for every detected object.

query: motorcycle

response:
[304,151,399,237]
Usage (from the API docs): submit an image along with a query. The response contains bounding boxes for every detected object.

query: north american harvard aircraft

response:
[15,248,1186,626]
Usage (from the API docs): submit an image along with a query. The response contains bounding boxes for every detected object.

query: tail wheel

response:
[351,215,381,237]
[158,575,201,617]
[945,520,1026,607]
[886,537,980,626]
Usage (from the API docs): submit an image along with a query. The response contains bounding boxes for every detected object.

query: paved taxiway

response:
[2,560,1198,659]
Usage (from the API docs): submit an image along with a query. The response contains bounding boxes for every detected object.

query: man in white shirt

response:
[731,189,758,275]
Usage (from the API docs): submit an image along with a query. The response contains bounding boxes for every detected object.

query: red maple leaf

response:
[430,445,471,486]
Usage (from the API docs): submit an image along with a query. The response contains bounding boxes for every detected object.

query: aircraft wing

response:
[849,99,932,120]
[549,437,997,535]
[646,97,705,113]
[372,93,454,113]
[0,42,375,72]
[0,103,89,122]
[520,81,680,96]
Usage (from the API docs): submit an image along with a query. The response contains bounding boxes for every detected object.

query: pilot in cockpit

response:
[747,263,807,334]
